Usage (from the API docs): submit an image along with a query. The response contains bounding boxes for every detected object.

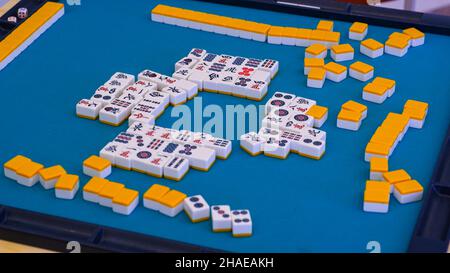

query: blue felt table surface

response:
[0,0,449,253]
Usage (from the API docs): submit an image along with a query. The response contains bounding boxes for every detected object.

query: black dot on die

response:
[304,139,312,143]
[243,219,250,223]
[241,210,248,215]
[223,214,229,218]
[235,219,241,223]
[313,141,322,146]
[190,197,199,202]
[213,206,220,210]
[274,93,282,98]
[194,203,203,208]
[233,211,240,215]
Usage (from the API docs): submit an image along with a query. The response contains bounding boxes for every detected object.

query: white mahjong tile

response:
[184,195,210,222]
[109,72,135,86]
[94,85,122,99]
[136,98,165,117]
[267,107,294,122]
[132,101,159,117]
[207,62,227,74]
[138,69,165,89]
[99,142,124,165]
[112,131,148,149]
[134,80,157,90]
[190,132,214,146]
[192,61,210,73]
[258,59,279,78]
[99,99,133,125]
[187,71,209,91]
[216,73,238,94]
[216,55,236,66]
[174,79,198,99]
[236,66,256,78]
[265,92,296,114]
[296,133,326,159]
[158,142,182,156]
[115,147,139,170]
[223,65,240,75]
[131,150,170,177]
[126,122,152,134]
[280,131,304,152]
[163,156,189,181]
[300,127,327,141]
[161,86,187,105]
[262,136,291,158]
[144,90,170,107]
[231,209,252,237]
[202,53,219,64]
[187,48,207,60]
[118,93,142,104]
[244,80,268,100]
[172,68,193,80]
[240,132,265,155]
[141,126,178,141]
[203,72,222,92]
[128,112,155,126]
[261,115,284,129]
[172,130,194,144]
[211,205,232,232]
[251,69,271,83]
[76,99,102,119]
[203,137,232,159]
[104,78,130,94]
[144,138,171,153]
[243,58,263,69]
[281,113,315,133]
[231,56,248,66]
[175,143,216,170]
[287,96,317,114]
[91,93,115,107]
[232,76,253,97]
[175,57,199,71]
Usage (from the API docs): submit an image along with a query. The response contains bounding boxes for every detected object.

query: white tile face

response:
[76,99,102,119]
[172,68,192,80]
[99,98,134,125]
[131,151,169,177]
[175,57,199,71]
[265,92,297,114]
[128,111,155,126]
[287,96,317,114]
[115,147,138,170]
[184,195,210,222]
[174,79,198,99]
[188,48,207,59]
[282,113,315,133]
[259,59,279,78]
[203,137,232,159]
[240,132,265,155]
[231,209,252,236]
[91,92,115,106]
[163,156,189,180]
[161,86,187,105]
[100,142,124,164]
[211,205,232,231]
[110,72,135,86]
[175,143,216,170]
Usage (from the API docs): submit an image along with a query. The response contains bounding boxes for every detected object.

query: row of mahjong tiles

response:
[150,4,425,50]
[3,155,253,237]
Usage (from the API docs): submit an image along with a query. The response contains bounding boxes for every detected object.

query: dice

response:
[183,195,210,223]
[231,209,252,237]
[211,205,232,232]
[17,8,28,19]
[7,16,17,23]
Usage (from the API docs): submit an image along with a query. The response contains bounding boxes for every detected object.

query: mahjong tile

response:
[126,122,152,134]
[223,65,239,74]
[94,85,122,98]
[202,53,218,64]
[300,127,327,141]
[138,69,165,89]
[161,86,187,105]
[208,62,226,73]
[263,136,291,159]
[258,127,282,141]
[297,134,326,159]
[216,73,238,94]
[144,90,170,107]
[145,138,169,153]
[232,57,247,66]
[113,132,147,148]
[115,147,138,170]
[251,70,271,83]
[118,93,141,104]
[91,93,115,107]
[265,92,296,114]
[104,79,130,94]
[173,79,198,99]
[109,72,135,86]
[175,57,198,71]
[184,195,210,222]
[134,80,157,89]
[128,112,155,126]
[287,96,317,114]
[233,76,252,97]
[163,156,189,181]
[188,48,207,60]
[192,62,210,73]
[211,205,232,232]
[204,137,232,159]
[190,132,214,146]
[258,59,279,78]
[141,126,178,141]
[76,99,102,119]
[280,131,304,152]
[244,58,263,68]
[261,115,284,129]
[237,66,256,77]
[99,99,133,125]
[131,151,170,177]
[172,68,193,80]
[231,209,252,237]
[123,85,147,97]
[99,142,124,165]
[132,102,158,117]
[240,132,265,155]
[172,130,194,144]
[216,55,235,66]
[245,80,268,100]
[137,98,165,117]
[282,113,315,133]
[175,143,216,170]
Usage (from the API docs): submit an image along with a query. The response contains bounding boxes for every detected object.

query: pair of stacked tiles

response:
[337,100,367,131]
[362,77,396,104]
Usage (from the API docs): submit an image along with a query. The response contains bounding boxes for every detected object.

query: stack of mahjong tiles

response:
[364,159,424,213]
[365,100,428,162]
[76,70,198,126]
[144,184,253,237]
[240,92,328,160]
[362,77,396,104]
[3,155,80,200]
[172,48,278,101]
[82,177,139,215]
[337,100,367,131]
[385,28,425,57]
[151,4,271,42]
[0,2,64,72]
[100,123,232,181]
